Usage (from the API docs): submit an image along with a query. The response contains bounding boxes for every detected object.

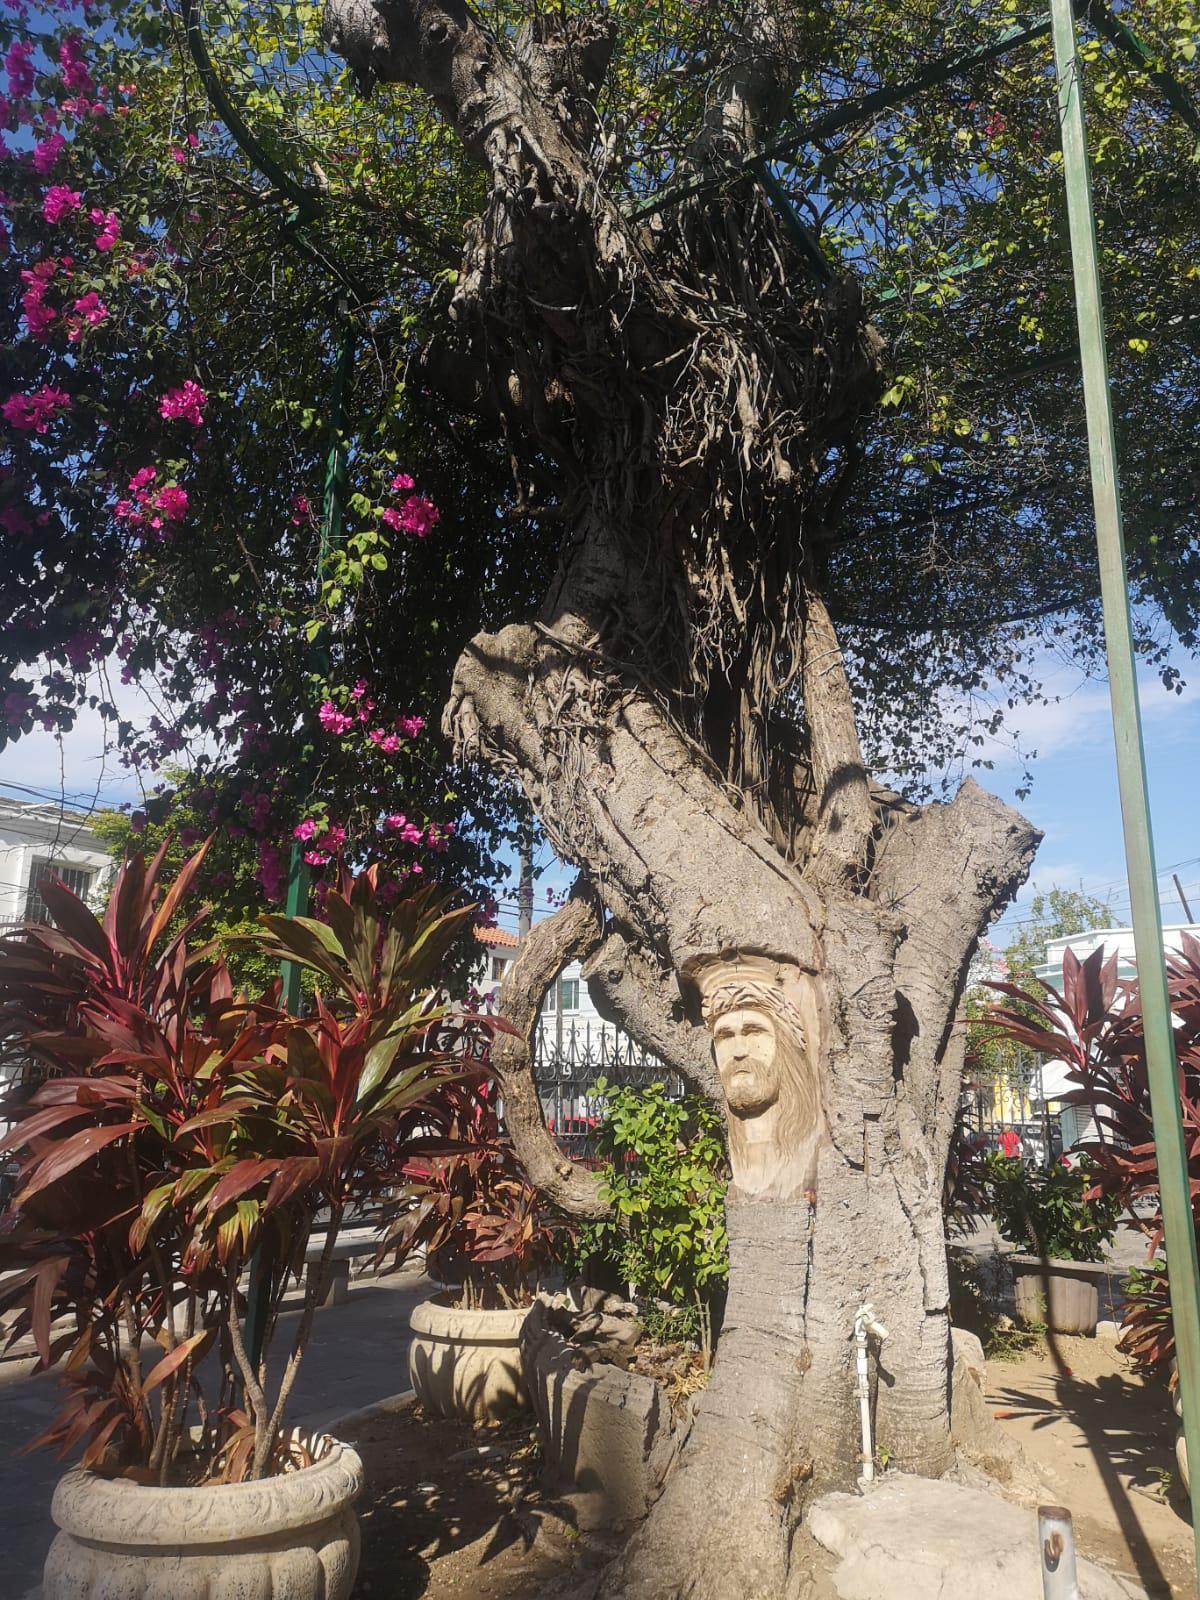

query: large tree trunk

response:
[322,5,1041,1593]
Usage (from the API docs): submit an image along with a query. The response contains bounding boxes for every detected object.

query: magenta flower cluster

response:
[158,380,206,426]
[42,183,80,223]
[114,466,188,531]
[90,206,119,251]
[379,470,441,538]
[32,133,65,175]
[3,384,72,433]
[19,255,68,340]
[5,40,34,100]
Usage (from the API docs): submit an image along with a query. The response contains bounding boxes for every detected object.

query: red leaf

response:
[142,1329,211,1395]
[14,1122,136,1206]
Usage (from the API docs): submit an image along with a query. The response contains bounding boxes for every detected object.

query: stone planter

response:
[407,1293,529,1423]
[520,1299,680,1529]
[43,1435,362,1600]
[1009,1254,1105,1334]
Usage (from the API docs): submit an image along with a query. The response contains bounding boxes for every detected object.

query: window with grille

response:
[542,977,580,1014]
[25,861,94,924]
[490,955,510,981]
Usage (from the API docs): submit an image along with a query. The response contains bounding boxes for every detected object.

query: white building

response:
[0,797,114,1141]
[0,795,113,932]
[472,924,668,1133]
[1034,922,1200,1148]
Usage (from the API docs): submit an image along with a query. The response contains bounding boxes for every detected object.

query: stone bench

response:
[304,1231,379,1307]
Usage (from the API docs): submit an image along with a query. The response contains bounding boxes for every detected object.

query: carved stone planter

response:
[407,1293,529,1423]
[520,1299,680,1529]
[43,1436,362,1600]
[1009,1254,1105,1335]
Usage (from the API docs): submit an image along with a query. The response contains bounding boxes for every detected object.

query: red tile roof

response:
[473,924,520,949]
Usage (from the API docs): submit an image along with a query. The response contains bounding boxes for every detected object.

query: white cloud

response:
[963,648,1199,771]
[0,664,212,814]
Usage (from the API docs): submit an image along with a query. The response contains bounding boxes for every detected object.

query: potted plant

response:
[0,848,488,1600]
[980,1152,1120,1333]
[383,1080,568,1422]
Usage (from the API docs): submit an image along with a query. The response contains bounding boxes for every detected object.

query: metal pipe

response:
[1048,1,1200,1585]
[245,313,355,1368]
[1038,1504,1080,1599]
[854,1303,888,1486]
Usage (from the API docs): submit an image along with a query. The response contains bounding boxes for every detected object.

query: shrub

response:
[0,849,489,1482]
[980,1152,1120,1263]
[378,1078,570,1308]
[565,1079,728,1341]
[981,936,1200,1368]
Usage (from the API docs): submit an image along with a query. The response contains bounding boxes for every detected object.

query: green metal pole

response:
[1049,1,1200,1581]
[244,312,355,1367]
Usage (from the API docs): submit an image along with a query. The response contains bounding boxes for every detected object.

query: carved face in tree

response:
[712,1006,781,1117]
[698,961,823,1199]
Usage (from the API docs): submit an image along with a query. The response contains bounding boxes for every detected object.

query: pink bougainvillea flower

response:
[397,714,425,738]
[390,472,415,492]
[32,134,66,176]
[397,494,440,537]
[66,290,107,342]
[350,677,368,700]
[89,206,120,251]
[170,145,187,164]
[293,818,317,841]
[42,184,81,223]
[128,465,157,491]
[5,40,34,100]
[380,506,402,532]
[158,379,206,426]
[2,385,71,433]
[289,493,310,524]
[383,813,406,832]
[154,484,188,521]
[303,848,330,867]
[58,36,93,94]
[317,700,354,735]
[22,298,57,338]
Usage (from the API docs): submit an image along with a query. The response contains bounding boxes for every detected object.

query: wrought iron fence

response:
[531,1021,683,1163]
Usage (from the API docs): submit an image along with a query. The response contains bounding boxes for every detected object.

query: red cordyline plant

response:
[0,846,493,1483]
[982,936,1200,1370]
[379,1078,570,1309]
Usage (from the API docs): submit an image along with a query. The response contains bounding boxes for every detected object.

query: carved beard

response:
[723,1064,778,1119]
[723,1028,822,1198]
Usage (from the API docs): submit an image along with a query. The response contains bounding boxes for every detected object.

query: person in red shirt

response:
[999,1128,1021,1160]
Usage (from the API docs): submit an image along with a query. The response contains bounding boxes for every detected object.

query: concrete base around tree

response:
[808,1475,1148,1600]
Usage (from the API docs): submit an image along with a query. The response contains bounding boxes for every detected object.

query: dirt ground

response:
[987,1332,1196,1598]
[342,1403,598,1599]
[342,1335,1195,1600]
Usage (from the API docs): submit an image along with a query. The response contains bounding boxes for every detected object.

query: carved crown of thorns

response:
[695,958,809,1047]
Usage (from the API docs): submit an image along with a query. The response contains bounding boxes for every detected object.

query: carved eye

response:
[426,18,450,43]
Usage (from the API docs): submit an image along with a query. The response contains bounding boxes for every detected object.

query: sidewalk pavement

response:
[1,1266,433,1599]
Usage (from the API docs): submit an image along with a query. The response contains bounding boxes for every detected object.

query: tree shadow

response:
[992,1325,1185,1597]
[349,1407,552,1599]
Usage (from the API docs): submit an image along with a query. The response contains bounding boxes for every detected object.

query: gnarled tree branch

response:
[492,885,608,1219]
[582,928,721,1106]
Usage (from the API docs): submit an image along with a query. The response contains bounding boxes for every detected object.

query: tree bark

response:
[319,5,1043,1593]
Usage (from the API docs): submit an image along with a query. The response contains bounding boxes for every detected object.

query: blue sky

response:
[3,645,1196,950]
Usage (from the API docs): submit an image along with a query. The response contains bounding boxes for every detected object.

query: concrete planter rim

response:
[410,1293,530,1344]
[1007,1254,1109,1280]
[50,1434,362,1548]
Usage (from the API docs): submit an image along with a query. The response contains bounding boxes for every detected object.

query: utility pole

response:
[243,309,354,1369]
[517,817,534,941]
[1050,0,1200,1577]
